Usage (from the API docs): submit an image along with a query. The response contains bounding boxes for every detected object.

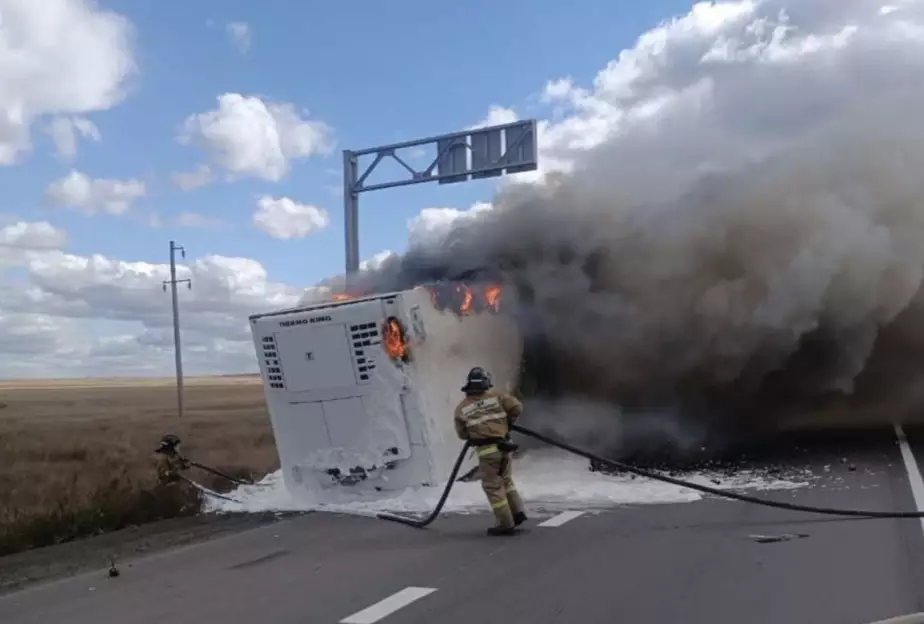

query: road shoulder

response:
[0,511,296,596]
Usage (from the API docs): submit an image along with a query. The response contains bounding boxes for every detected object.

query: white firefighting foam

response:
[203,448,812,517]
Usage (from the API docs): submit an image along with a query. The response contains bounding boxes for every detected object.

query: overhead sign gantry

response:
[342,119,539,274]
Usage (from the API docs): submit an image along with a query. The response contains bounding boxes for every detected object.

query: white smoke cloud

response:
[349,0,924,431]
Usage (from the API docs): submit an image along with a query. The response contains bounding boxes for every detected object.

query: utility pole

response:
[162,241,191,418]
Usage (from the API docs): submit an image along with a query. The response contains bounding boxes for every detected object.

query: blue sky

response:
[11,0,893,378]
[0,0,692,285]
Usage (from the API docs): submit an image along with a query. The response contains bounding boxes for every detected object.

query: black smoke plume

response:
[314,3,924,454]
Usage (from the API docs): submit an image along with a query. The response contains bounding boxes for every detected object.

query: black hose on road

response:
[510,424,924,519]
[377,424,924,529]
[376,442,472,528]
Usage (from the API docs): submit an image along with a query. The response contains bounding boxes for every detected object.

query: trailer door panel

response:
[322,396,412,459]
[275,324,355,393]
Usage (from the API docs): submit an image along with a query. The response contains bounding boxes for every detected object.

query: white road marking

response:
[340,586,437,624]
[538,510,585,527]
[893,423,924,537]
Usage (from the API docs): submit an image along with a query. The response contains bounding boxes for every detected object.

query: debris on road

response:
[749,533,810,544]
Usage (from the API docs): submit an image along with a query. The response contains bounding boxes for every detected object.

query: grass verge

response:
[0,376,278,557]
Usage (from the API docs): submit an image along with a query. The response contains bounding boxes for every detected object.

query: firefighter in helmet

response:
[155,434,190,485]
[453,366,528,535]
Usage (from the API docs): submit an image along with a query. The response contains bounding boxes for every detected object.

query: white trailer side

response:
[249,285,522,503]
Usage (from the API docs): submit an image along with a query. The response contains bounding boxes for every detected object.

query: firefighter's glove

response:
[498,440,519,453]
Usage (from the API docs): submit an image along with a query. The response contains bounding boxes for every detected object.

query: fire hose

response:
[377,423,924,528]
[176,474,241,502]
[377,439,474,527]
[184,459,264,488]
[154,434,268,503]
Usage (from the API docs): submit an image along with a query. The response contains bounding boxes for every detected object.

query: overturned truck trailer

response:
[248,283,523,502]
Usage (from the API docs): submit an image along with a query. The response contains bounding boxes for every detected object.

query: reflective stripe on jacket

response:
[453,390,523,445]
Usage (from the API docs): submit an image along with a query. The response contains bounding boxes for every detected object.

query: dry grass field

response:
[0,375,279,557]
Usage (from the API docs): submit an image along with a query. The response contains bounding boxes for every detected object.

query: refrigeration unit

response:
[248,283,523,502]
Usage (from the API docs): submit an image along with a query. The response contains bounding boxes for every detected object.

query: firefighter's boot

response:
[506,487,527,526]
[487,500,517,536]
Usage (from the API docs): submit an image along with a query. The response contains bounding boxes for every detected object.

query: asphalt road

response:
[3,426,924,624]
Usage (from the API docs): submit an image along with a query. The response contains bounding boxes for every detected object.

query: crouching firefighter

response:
[154,433,190,485]
[453,367,528,536]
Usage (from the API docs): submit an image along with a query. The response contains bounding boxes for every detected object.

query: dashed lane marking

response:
[893,423,924,538]
[537,511,585,527]
[339,586,437,624]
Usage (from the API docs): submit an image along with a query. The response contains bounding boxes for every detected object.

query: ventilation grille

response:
[261,336,286,389]
[350,322,381,383]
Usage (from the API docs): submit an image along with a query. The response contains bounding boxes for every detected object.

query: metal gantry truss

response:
[342,119,539,274]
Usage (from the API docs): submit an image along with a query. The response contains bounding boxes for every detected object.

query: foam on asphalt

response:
[203,447,813,517]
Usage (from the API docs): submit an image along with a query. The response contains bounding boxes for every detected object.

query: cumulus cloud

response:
[0,221,67,250]
[0,311,87,359]
[0,0,135,164]
[471,105,518,129]
[180,93,335,182]
[512,0,924,189]
[226,21,251,53]
[360,250,397,272]
[20,252,300,324]
[44,116,101,159]
[252,195,330,239]
[43,170,146,215]
[294,201,495,303]
[0,220,67,268]
[407,202,493,247]
[0,224,303,377]
[541,77,576,103]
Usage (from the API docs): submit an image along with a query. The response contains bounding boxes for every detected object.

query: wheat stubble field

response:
[0,375,280,559]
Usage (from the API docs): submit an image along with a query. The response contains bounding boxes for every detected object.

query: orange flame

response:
[456,284,473,315]
[484,284,501,312]
[334,281,504,317]
[382,317,408,360]
[427,282,505,315]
